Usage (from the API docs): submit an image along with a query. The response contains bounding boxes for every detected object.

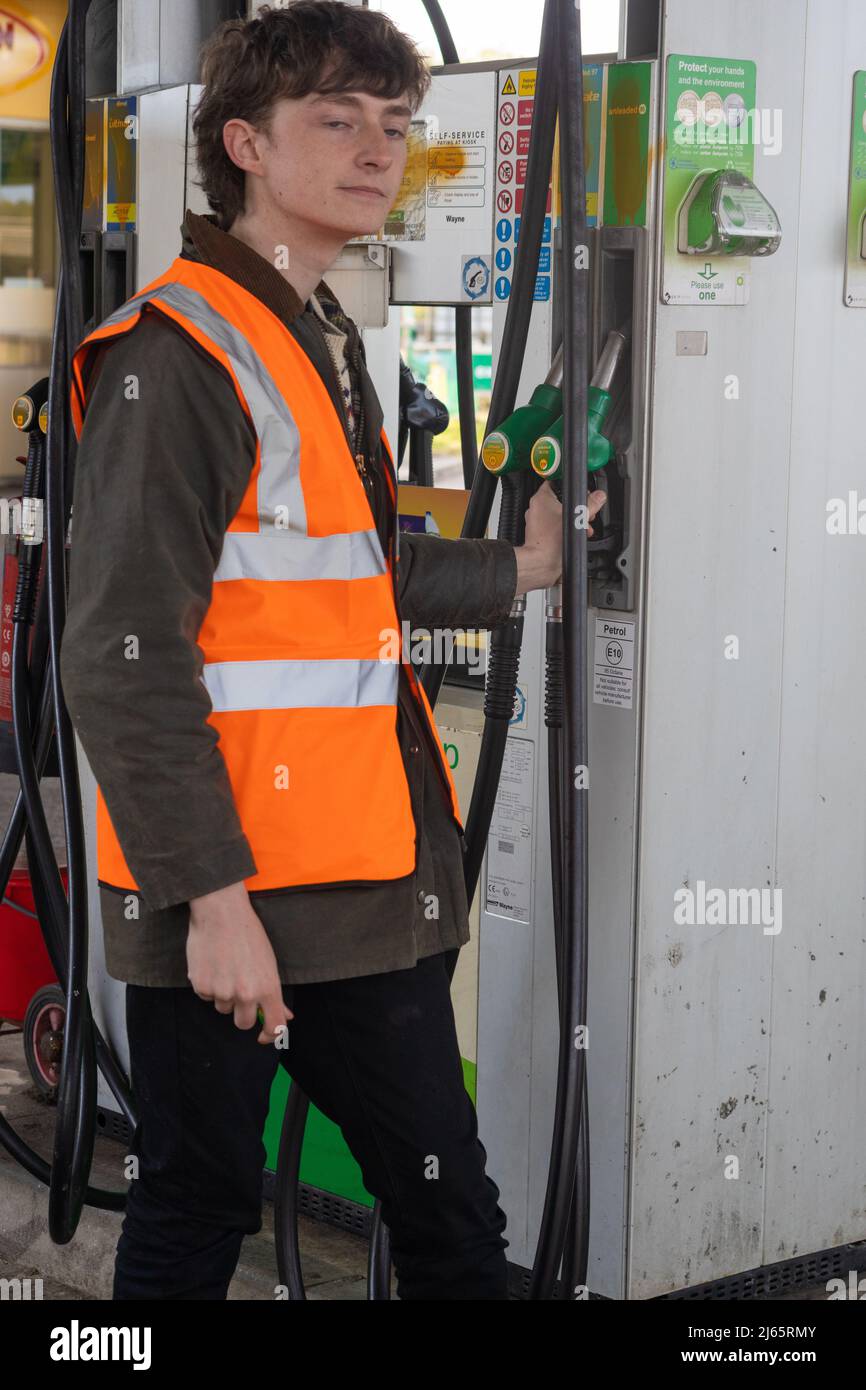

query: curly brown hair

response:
[191,2,431,231]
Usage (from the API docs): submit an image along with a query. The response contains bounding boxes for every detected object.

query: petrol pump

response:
[473,0,866,1300]
[3,0,866,1304]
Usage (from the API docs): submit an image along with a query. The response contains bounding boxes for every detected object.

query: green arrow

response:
[698,263,718,281]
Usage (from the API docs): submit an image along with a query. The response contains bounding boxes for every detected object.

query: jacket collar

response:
[180,208,342,331]
[179,207,386,471]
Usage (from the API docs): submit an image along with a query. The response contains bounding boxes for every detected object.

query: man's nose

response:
[356,123,393,167]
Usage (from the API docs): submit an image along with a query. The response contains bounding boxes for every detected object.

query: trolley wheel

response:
[22,984,66,1099]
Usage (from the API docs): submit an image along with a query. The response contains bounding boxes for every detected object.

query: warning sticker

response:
[494,65,551,305]
[485,737,534,922]
[377,118,428,240]
[426,129,488,209]
[593,617,635,709]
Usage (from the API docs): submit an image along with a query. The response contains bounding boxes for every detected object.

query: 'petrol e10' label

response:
[593,617,636,709]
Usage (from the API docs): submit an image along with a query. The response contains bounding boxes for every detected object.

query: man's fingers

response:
[257,990,293,1045]
[234,1000,259,1031]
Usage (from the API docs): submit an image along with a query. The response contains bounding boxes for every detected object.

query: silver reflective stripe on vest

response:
[201,657,398,712]
[213,527,384,582]
[97,277,387,580]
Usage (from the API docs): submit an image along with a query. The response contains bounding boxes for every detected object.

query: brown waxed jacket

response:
[59,209,518,986]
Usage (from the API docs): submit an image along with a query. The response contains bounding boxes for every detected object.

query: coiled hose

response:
[0,0,134,1242]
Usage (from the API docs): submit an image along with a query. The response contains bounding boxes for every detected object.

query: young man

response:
[61,2,604,1300]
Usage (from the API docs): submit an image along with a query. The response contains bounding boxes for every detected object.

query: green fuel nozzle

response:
[530,387,611,480]
[530,326,629,480]
[480,345,564,475]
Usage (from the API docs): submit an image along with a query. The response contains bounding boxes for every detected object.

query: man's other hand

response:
[187,880,294,1044]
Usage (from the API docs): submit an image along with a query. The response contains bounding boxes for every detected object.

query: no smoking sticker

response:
[593,617,635,709]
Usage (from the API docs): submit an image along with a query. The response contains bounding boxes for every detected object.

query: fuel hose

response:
[527,0,590,1299]
[275,0,560,1300]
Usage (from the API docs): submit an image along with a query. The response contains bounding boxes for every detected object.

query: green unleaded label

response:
[845,72,866,308]
[602,62,652,228]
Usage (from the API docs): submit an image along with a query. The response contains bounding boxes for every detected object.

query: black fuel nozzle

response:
[398,357,450,435]
[9,377,48,624]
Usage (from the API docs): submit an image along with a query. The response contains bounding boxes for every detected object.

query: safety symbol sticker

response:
[497,189,513,213]
[461,255,491,301]
[495,276,511,299]
[496,218,512,241]
[495,247,511,271]
[498,130,514,155]
[510,684,527,727]
[501,74,517,96]
[500,102,515,126]
[593,617,635,709]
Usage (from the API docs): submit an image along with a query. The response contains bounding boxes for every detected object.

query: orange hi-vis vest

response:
[69,256,463,896]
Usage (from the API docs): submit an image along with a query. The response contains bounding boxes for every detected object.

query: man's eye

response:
[323,119,406,138]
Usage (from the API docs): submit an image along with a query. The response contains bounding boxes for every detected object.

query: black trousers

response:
[113,948,509,1300]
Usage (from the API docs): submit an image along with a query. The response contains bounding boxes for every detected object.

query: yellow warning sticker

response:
[501,74,516,96]
[518,70,536,97]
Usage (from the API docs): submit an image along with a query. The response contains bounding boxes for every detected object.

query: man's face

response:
[254,86,412,238]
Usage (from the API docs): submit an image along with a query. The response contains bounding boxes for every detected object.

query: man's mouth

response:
[340,186,387,199]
